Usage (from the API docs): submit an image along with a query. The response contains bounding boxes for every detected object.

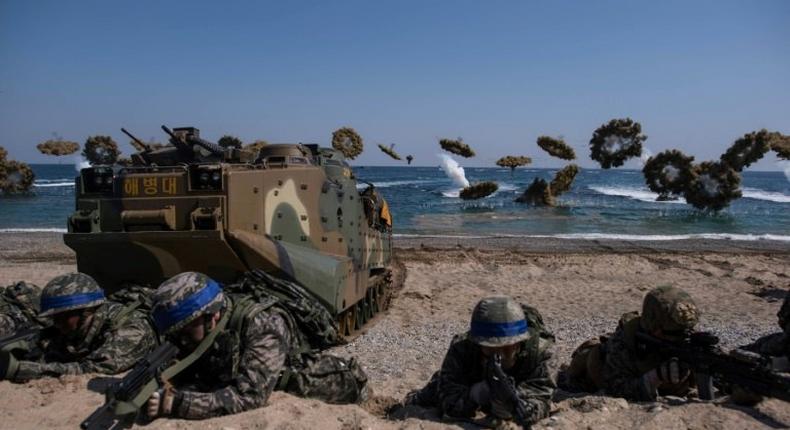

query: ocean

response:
[1,162,789,241]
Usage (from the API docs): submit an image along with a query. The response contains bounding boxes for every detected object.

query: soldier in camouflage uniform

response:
[741,291,789,361]
[565,285,700,401]
[405,296,555,426]
[0,281,43,336]
[2,273,157,381]
[729,291,789,404]
[146,271,367,420]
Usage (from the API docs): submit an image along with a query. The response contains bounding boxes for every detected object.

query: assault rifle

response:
[0,327,41,379]
[487,353,530,429]
[81,341,179,430]
[161,125,225,158]
[635,331,790,402]
[82,310,230,429]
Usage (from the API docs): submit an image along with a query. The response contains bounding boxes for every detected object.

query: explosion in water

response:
[698,174,720,197]
[438,153,469,188]
[75,156,91,172]
[779,161,790,183]
[639,148,653,168]
[589,118,647,168]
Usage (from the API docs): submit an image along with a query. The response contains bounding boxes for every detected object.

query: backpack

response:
[225,269,341,350]
[223,270,367,404]
[106,285,156,332]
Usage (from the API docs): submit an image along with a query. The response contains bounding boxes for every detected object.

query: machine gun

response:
[120,128,152,153]
[486,353,530,429]
[0,327,41,379]
[161,125,225,159]
[635,331,790,402]
[81,341,179,430]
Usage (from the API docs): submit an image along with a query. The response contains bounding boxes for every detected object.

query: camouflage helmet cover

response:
[640,285,700,333]
[151,272,225,335]
[39,273,105,317]
[469,296,531,347]
[4,281,42,313]
[779,291,790,333]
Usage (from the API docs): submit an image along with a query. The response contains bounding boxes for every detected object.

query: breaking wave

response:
[0,228,68,233]
[33,181,74,188]
[591,185,789,204]
[356,180,434,189]
[394,233,790,242]
[588,186,685,204]
[741,188,790,203]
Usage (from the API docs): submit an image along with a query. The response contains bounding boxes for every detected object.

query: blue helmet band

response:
[470,319,528,338]
[153,279,222,333]
[41,291,104,313]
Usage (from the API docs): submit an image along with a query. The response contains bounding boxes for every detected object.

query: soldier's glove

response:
[147,388,175,418]
[657,357,690,385]
[469,381,491,407]
[490,398,513,420]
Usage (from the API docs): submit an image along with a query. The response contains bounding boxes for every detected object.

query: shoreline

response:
[1,232,789,259]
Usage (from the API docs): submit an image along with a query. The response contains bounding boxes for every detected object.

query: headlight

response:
[189,166,223,191]
[82,168,114,194]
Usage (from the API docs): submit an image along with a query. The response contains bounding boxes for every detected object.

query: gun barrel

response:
[79,403,114,430]
[0,327,40,348]
[121,128,150,152]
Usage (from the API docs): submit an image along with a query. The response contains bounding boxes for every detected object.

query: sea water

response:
[1,163,789,241]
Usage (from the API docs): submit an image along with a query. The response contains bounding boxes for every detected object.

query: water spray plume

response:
[438,153,469,188]
[639,148,653,168]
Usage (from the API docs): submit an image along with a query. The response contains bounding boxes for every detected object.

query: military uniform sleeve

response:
[78,311,158,374]
[600,329,654,401]
[0,314,16,336]
[513,338,555,424]
[13,312,157,380]
[741,333,788,357]
[172,311,291,419]
[437,336,479,418]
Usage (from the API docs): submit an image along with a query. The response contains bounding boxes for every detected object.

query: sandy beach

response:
[0,232,788,429]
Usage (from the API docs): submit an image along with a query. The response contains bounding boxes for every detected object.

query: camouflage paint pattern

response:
[12,301,157,380]
[169,296,367,419]
[151,272,225,335]
[600,313,694,401]
[64,138,392,319]
[741,292,789,358]
[411,332,554,425]
[38,272,105,317]
[0,281,42,336]
[468,296,531,347]
[640,285,700,333]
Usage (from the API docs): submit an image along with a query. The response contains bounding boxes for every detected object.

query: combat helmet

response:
[3,281,42,313]
[640,285,699,334]
[469,296,531,347]
[779,291,790,333]
[39,273,105,317]
[151,272,225,335]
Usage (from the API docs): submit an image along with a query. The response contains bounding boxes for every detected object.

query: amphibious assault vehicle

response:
[64,126,394,335]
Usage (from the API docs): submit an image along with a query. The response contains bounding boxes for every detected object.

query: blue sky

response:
[1,1,788,169]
